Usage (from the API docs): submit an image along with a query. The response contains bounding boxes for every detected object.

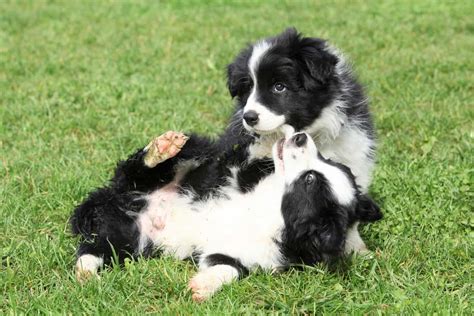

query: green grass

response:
[1,0,472,314]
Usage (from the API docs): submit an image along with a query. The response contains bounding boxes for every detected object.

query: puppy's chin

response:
[280,125,296,138]
[242,120,288,136]
[243,125,275,136]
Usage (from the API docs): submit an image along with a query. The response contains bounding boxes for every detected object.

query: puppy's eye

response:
[305,173,316,185]
[273,82,286,93]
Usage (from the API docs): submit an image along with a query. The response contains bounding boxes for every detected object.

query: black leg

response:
[111,133,215,193]
[203,253,249,278]
[70,187,147,264]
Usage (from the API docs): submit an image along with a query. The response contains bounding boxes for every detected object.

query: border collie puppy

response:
[227,27,375,192]
[74,132,381,301]
[225,27,377,253]
[70,28,378,278]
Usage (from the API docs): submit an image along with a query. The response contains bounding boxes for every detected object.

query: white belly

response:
[137,172,286,270]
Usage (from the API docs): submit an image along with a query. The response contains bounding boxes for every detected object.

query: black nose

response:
[292,133,307,147]
[243,110,259,126]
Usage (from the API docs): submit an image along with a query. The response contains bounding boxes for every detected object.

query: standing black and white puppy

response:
[227,28,377,252]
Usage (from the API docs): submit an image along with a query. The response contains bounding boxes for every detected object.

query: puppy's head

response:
[273,133,381,260]
[227,27,339,135]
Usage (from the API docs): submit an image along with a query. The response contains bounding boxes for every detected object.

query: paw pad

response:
[144,131,189,167]
[188,272,222,302]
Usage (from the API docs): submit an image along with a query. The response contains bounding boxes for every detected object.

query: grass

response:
[1,0,472,314]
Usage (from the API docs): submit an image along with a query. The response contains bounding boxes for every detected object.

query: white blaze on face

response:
[282,134,318,185]
[281,133,356,206]
[243,40,286,133]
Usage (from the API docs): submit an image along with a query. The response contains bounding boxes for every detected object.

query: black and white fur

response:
[70,28,378,279]
[227,27,376,252]
[74,133,381,301]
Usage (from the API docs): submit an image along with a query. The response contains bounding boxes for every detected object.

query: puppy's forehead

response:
[259,56,297,74]
[248,41,272,78]
[251,44,296,70]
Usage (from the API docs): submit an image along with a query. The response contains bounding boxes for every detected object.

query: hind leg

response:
[74,225,145,283]
[188,253,249,302]
[74,238,109,283]
[75,253,103,283]
[73,222,143,283]
[70,188,147,282]
[71,132,214,280]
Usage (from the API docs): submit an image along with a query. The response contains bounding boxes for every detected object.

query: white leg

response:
[344,222,369,254]
[75,254,103,283]
[188,265,239,302]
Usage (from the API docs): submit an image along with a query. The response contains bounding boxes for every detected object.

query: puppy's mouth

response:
[242,120,286,135]
[277,138,285,161]
[248,126,283,135]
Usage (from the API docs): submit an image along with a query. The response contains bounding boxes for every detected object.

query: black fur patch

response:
[70,188,146,264]
[237,158,274,193]
[204,253,249,278]
[280,170,350,265]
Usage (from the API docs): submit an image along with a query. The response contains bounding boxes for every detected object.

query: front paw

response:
[188,272,222,302]
[144,131,189,167]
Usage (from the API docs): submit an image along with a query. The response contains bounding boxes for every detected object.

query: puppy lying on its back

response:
[74,132,381,301]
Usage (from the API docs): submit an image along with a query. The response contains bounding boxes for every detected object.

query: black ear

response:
[297,36,338,87]
[226,46,253,99]
[226,62,239,98]
[356,194,383,222]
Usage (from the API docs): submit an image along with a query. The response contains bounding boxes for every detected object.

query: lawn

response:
[1,0,472,314]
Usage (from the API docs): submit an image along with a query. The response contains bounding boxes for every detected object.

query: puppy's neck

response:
[303,101,347,145]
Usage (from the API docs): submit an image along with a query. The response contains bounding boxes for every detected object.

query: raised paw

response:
[144,131,189,168]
